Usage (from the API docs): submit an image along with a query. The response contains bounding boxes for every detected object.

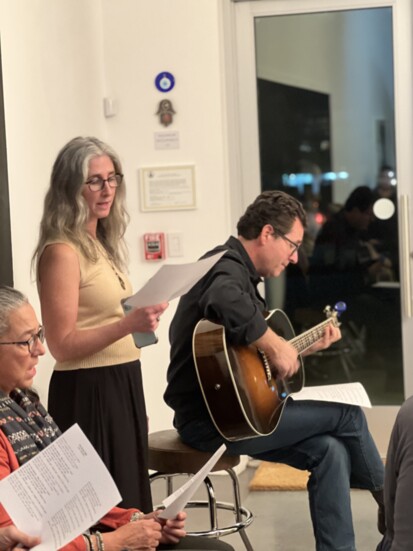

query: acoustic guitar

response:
[192,303,346,441]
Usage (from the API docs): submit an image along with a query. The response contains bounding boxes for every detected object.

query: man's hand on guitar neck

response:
[253,328,300,379]
[253,322,341,379]
[303,322,342,356]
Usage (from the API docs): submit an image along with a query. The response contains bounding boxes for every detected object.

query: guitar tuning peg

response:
[334,301,347,315]
[323,305,332,316]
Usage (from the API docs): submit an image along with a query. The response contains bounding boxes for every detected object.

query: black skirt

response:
[47,360,152,512]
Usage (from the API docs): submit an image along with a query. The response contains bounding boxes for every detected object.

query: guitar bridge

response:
[257,348,272,382]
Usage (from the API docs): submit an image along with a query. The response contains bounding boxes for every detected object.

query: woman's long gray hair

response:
[32,136,129,274]
[0,286,28,337]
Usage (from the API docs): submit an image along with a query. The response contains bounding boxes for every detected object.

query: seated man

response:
[164,190,385,551]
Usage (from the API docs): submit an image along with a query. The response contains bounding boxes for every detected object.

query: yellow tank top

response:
[39,240,140,370]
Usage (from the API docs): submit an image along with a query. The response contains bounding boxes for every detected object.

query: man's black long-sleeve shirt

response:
[164,236,268,428]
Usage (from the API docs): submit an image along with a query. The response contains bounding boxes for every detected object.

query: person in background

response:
[309,185,400,388]
[32,136,168,511]
[376,395,413,551]
[0,526,40,550]
[164,190,385,551]
[309,185,393,309]
[0,286,186,551]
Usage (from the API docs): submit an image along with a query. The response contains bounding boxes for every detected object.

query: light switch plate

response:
[167,232,184,257]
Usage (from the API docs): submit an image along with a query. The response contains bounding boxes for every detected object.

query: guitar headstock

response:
[323,301,347,327]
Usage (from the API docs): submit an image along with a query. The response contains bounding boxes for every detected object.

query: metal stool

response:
[148,430,254,551]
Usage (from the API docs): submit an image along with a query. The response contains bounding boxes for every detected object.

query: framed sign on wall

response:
[139,165,196,212]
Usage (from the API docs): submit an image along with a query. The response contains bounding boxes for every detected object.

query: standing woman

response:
[32,136,168,512]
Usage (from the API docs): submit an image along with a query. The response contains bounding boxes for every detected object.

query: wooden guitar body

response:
[192,309,304,441]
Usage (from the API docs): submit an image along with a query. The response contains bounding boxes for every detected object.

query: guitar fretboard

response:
[290,318,336,354]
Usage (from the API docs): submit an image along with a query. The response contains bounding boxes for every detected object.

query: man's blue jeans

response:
[177,399,384,551]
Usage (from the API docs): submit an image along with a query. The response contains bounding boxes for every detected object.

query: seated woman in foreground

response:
[377,395,413,550]
[0,285,186,551]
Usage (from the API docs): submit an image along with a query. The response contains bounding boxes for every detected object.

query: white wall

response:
[99,0,232,431]
[0,0,233,433]
[0,0,108,402]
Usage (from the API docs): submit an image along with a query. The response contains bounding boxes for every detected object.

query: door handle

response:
[400,194,412,317]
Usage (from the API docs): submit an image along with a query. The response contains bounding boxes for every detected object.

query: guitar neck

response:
[290,318,334,354]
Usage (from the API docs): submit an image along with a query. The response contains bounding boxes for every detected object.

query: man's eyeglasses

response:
[0,326,45,354]
[272,228,301,256]
[84,173,123,192]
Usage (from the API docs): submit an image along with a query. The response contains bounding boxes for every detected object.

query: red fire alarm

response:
[143,233,166,260]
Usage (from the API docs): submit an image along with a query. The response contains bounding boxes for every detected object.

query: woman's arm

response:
[39,244,167,362]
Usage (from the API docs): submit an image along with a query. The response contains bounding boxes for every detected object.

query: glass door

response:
[230,0,413,453]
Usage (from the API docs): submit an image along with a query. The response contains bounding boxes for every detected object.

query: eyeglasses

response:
[84,173,123,192]
[0,326,45,354]
[272,228,301,256]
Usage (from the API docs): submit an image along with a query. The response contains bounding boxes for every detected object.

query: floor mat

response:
[248,461,309,491]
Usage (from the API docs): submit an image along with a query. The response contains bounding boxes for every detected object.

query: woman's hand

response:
[149,511,187,545]
[0,525,40,550]
[102,511,186,551]
[122,302,169,334]
[103,519,162,551]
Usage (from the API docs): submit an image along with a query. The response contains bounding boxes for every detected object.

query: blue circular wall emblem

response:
[155,72,175,92]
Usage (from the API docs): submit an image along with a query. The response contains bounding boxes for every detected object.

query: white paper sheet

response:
[124,251,226,308]
[157,444,227,520]
[0,424,121,551]
[290,382,372,408]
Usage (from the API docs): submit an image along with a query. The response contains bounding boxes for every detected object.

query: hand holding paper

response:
[0,424,121,551]
[157,444,227,520]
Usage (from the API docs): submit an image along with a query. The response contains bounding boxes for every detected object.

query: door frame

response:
[0,40,13,286]
[222,0,413,455]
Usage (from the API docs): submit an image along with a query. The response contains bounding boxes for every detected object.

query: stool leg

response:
[149,471,174,497]
[166,475,173,496]
[150,469,254,547]
[203,476,218,531]
[226,468,254,551]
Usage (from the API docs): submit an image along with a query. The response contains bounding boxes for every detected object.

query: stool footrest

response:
[180,500,253,538]
[148,430,254,550]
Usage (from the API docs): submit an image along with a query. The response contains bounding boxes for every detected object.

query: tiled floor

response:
[151,464,382,551]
